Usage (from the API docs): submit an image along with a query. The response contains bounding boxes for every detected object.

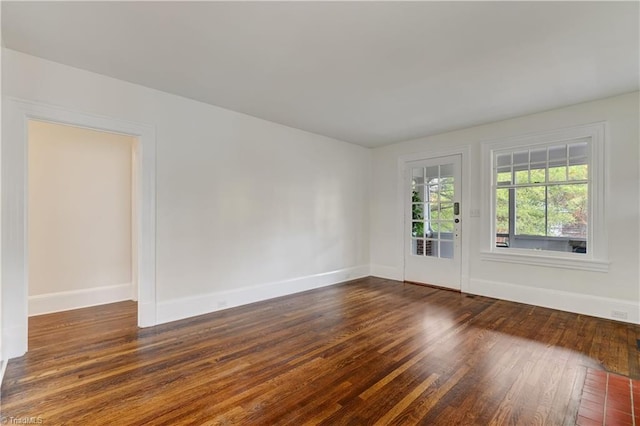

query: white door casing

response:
[2,98,157,359]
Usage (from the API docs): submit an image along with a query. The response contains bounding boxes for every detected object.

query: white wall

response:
[28,120,134,315]
[2,49,370,328]
[371,91,640,323]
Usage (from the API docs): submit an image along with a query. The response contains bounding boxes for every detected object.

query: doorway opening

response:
[2,99,156,359]
[27,120,138,319]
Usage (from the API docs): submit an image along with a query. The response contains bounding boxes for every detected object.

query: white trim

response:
[157,265,370,325]
[469,278,640,325]
[0,360,7,387]
[396,146,472,291]
[0,2,4,377]
[28,283,134,317]
[480,122,608,270]
[2,98,157,359]
[2,324,24,363]
[370,264,403,281]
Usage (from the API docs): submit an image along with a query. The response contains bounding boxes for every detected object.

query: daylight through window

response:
[493,139,589,254]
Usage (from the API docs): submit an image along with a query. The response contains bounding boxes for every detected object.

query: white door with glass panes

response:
[404,155,462,289]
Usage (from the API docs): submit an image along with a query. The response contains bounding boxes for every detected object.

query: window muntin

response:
[493,140,589,254]
[410,163,456,259]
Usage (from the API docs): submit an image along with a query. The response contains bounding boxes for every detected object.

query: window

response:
[481,123,608,272]
[494,141,589,253]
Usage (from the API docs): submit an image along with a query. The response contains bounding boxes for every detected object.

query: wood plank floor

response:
[1,277,639,425]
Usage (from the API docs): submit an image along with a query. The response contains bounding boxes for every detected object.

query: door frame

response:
[2,98,157,359]
[397,146,471,292]
[403,154,462,289]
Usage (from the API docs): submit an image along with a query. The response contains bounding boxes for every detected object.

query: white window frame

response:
[480,122,609,272]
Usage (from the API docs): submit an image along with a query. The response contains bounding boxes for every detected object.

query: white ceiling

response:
[3,2,638,148]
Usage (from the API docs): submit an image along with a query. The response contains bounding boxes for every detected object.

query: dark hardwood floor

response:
[1,277,639,425]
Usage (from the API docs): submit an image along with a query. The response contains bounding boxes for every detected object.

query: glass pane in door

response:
[409,162,456,259]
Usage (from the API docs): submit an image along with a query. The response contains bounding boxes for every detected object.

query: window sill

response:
[480,250,609,272]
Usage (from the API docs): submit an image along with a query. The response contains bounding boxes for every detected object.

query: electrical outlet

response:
[611,310,628,320]
[217,301,228,309]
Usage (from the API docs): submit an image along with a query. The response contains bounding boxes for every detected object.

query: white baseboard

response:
[370,264,402,281]
[157,265,370,325]
[29,282,134,317]
[469,278,640,324]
